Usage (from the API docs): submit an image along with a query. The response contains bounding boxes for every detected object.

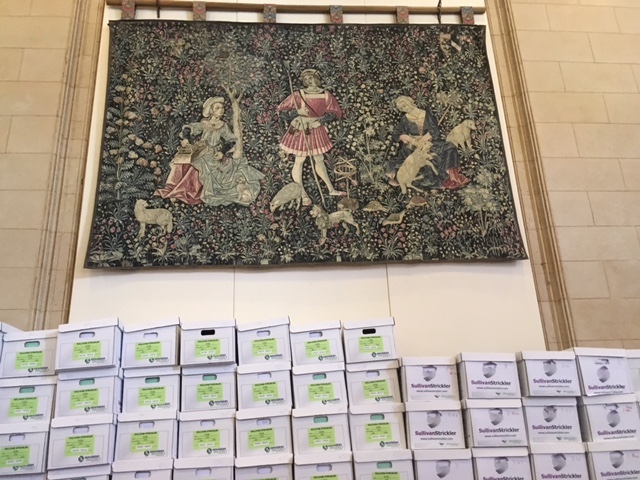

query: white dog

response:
[134,199,173,238]
[446,119,476,150]
[310,205,359,244]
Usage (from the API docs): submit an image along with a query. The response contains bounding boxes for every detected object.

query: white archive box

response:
[457,352,521,399]
[121,318,179,369]
[586,440,640,480]
[289,321,345,366]
[237,361,292,410]
[122,366,180,413]
[180,319,236,366]
[235,454,293,480]
[517,350,581,397]
[7,476,46,480]
[574,347,632,396]
[627,350,640,393]
[349,403,407,451]
[112,459,174,480]
[353,449,415,480]
[295,452,354,480]
[400,356,459,402]
[472,447,532,480]
[529,443,589,480]
[405,401,465,450]
[181,364,237,412]
[55,367,122,417]
[463,399,528,447]
[292,363,348,409]
[235,406,292,458]
[0,376,56,424]
[0,329,57,378]
[237,317,291,365]
[346,360,402,406]
[522,397,581,443]
[47,464,111,480]
[578,394,640,442]
[174,456,234,480]
[55,318,122,371]
[414,449,473,480]
[47,414,116,470]
[115,411,178,462]
[342,317,397,364]
[292,406,351,454]
[178,409,235,458]
[0,421,49,476]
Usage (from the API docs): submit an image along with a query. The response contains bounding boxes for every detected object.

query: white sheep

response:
[134,199,173,238]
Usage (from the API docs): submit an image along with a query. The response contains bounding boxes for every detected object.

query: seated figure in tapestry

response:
[155,96,264,207]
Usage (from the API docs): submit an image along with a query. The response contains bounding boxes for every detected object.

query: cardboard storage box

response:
[342,317,397,364]
[235,454,293,480]
[48,414,116,470]
[472,447,532,480]
[178,409,235,458]
[292,363,347,409]
[55,367,122,417]
[181,364,236,412]
[295,452,353,480]
[55,318,122,371]
[578,393,640,442]
[353,449,414,480]
[121,318,179,369]
[292,406,351,455]
[522,397,581,443]
[349,403,406,451]
[0,329,57,378]
[530,443,588,480]
[627,350,640,393]
[180,319,236,366]
[401,356,459,402]
[47,464,110,480]
[586,440,640,480]
[0,376,56,424]
[346,360,401,406]
[289,321,345,366]
[235,406,292,458]
[414,449,473,480]
[0,421,49,475]
[112,459,173,480]
[405,401,465,450]
[517,350,581,397]
[463,399,528,447]
[237,317,291,365]
[457,352,521,399]
[174,456,234,480]
[115,411,178,462]
[237,361,292,410]
[574,347,632,396]
[122,366,180,414]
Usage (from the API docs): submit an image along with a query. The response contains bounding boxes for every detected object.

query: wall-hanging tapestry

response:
[85,20,527,268]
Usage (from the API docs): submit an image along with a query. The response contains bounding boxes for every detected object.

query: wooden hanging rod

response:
[105,0,486,15]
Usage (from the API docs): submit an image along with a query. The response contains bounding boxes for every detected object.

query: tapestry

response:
[85,21,527,268]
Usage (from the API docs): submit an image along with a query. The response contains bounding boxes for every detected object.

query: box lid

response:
[179,318,235,330]
[289,321,341,334]
[51,414,116,428]
[405,400,461,412]
[413,449,472,461]
[292,363,345,376]
[117,410,177,423]
[294,452,352,466]
[462,399,522,409]
[529,443,585,455]
[353,450,412,463]
[123,366,181,378]
[4,329,58,341]
[587,441,640,453]
[58,367,122,381]
[522,397,577,407]
[47,464,111,479]
[179,409,236,422]
[174,456,234,469]
[457,352,516,363]
[237,361,291,375]
[472,448,529,458]
[517,350,576,361]
[235,454,293,468]
[346,360,399,372]
[292,405,347,418]
[58,317,121,333]
[112,459,173,473]
[236,406,291,421]
[0,322,22,334]
[181,364,237,376]
[122,317,179,333]
[0,421,50,434]
[573,347,626,358]
[236,317,290,332]
[401,356,457,366]
[0,375,57,387]
[578,393,636,405]
[627,350,640,359]
[342,317,394,330]
[349,403,405,415]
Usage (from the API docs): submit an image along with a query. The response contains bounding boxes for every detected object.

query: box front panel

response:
[115,420,175,461]
[468,407,527,447]
[122,328,177,369]
[293,414,350,455]
[182,373,236,411]
[294,462,353,480]
[291,331,343,366]
[589,449,640,480]
[407,409,465,449]
[474,456,532,480]
[123,376,179,414]
[238,372,292,410]
[57,327,120,370]
[347,370,401,407]
[48,425,113,469]
[236,417,292,457]
[0,432,47,475]
[178,418,235,458]
[350,412,406,451]
[1,338,56,377]
[173,466,234,480]
[524,404,581,443]
[0,384,54,423]
[55,376,120,417]
[462,361,520,399]
[293,371,347,409]
[235,464,293,480]
[415,458,473,480]
[181,327,235,366]
[523,359,580,396]
[532,453,588,480]
[578,356,631,396]
[354,460,414,480]
[403,365,459,402]
[585,402,640,442]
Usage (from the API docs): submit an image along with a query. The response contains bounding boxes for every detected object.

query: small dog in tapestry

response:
[134,199,173,238]
[310,205,360,245]
[446,119,476,151]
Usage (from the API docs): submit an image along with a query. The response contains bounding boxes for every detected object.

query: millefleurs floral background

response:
[85,21,527,268]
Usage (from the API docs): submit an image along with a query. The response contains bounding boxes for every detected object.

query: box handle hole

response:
[309,331,323,338]
[257,372,272,380]
[9,434,25,442]
[366,370,381,378]
[19,387,35,394]
[143,332,158,339]
[195,469,212,476]
[73,426,90,434]
[145,377,160,384]
[377,462,393,469]
[24,341,40,348]
[316,465,332,473]
[257,330,271,338]
[200,420,215,427]
[362,328,376,335]
[79,379,96,386]
[257,467,272,474]
[202,374,217,381]
[139,421,155,429]
[313,416,329,424]
[79,332,95,339]
[370,414,385,421]
[134,472,151,478]
[312,373,327,380]
[200,329,216,336]
[257,418,272,426]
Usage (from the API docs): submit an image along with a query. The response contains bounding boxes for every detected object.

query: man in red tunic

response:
[277,69,346,205]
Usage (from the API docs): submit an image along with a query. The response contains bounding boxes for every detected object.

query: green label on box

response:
[72,341,102,361]
[15,351,43,370]
[65,435,95,456]
[9,397,38,417]
[195,339,221,358]
[130,432,159,452]
[197,383,223,402]
[70,388,100,409]
[308,383,335,402]
[373,473,400,480]
[138,387,166,407]
[252,338,277,357]
[252,382,279,403]
[308,426,336,447]
[247,428,275,450]
[193,430,220,450]
[0,446,29,467]
[312,476,339,480]
[363,380,390,399]
[359,336,384,354]
[305,339,331,358]
[135,341,162,361]
[365,422,392,442]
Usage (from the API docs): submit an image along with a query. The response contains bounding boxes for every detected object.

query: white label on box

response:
[475,455,532,480]
[408,410,464,449]
[586,403,640,441]
[525,405,581,443]
[524,359,581,396]
[579,357,631,396]
[405,365,458,401]
[468,407,527,447]
[464,361,520,398]
[416,458,473,480]
[532,453,588,480]
[590,449,640,480]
